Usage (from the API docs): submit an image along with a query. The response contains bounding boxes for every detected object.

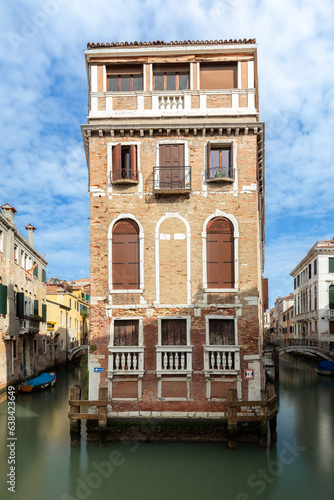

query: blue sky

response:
[1,0,333,306]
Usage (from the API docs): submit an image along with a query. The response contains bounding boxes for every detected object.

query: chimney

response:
[25,224,36,247]
[1,203,17,225]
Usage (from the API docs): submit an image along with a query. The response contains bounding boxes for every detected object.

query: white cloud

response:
[1,0,333,300]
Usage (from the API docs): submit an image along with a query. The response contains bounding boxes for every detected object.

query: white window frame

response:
[202,210,239,292]
[107,214,144,296]
[205,140,237,191]
[107,317,144,379]
[205,315,239,346]
[156,315,193,378]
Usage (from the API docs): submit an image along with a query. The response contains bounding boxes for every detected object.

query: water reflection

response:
[0,358,334,500]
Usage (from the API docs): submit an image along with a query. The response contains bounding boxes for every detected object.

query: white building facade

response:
[291,239,334,348]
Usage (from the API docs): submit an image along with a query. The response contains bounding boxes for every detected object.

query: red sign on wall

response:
[244,369,254,379]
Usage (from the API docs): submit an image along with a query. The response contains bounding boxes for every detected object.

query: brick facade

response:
[83,40,265,418]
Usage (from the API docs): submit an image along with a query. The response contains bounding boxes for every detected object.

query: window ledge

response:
[206,177,234,183]
[111,179,139,185]
[204,288,238,293]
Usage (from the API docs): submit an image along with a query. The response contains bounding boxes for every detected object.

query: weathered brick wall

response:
[88,128,263,412]
[206,94,232,108]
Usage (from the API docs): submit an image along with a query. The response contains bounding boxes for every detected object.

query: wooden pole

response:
[259,388,269,448]
[274,348,280,379]
[267,384,278,442]
[69,384,81,446]
[227,389,238,449]
[98,387,108,447]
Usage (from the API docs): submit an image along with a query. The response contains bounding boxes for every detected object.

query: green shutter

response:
[329,258,334,273]
[34,299,39,316]
[42,304,47,323]
[330,286,334,310]
[16,292,24,319]
[85,294,89,301]
[0,284,8,315]
[42,269,46,283]
[33,263,38,278]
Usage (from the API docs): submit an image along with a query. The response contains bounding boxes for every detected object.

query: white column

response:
[91,65,98,92]
[190,62,194,90]
[237,61,241,89]
[197,62,200,89]
[247,61,254,89]
[143,63,147,91]
[103,65,107,92]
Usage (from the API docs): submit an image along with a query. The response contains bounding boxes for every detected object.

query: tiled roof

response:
[87,39,256,49]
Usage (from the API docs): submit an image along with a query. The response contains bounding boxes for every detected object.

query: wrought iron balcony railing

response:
[153,166,191,193]
[206,166,235,182]
[111,168,138,183]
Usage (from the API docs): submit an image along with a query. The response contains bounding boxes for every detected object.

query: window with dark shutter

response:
[42,304,47,323]
[113,320,139,346]
[34,299,39,316]
[209,319,235,345]
[16,292,24,318]
[161,319,187,345]
[112,219,140,290]
[0,283,7,315]
[33,263,38,278]
[329,286,334,310]
[329,258,334,273]
[206,217,234,289]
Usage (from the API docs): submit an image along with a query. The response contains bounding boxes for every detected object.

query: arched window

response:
[112,219,140,290]
[206,217,234,289]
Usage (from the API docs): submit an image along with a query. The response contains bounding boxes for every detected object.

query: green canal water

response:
[1,354,334,500]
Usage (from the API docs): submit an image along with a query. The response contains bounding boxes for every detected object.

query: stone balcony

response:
[203,345,240,375]
[89,88,257,120]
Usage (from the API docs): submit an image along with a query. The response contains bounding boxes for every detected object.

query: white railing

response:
[328,310,334,318]
[156,345,193,375]
[203,346,240,373]
[107,346,144,377]
[156,94,184,110]
[90,88,256,118]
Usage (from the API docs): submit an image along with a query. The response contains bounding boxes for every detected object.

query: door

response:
[159,144,184,189]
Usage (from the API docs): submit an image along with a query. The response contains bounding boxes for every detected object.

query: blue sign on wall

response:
[94,367,104,372]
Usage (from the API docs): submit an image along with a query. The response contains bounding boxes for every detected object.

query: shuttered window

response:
[112,219,140,290]
[113,320,139,346]
[329,286,334,310]
[200,63,237,90]
[159,144,185,189]
[42,304,47,323]
[112,144,137,181]
[42,269,46,283]
[206,217,234,289]
[33,263,38,278]
[209,319,235,345]
[16,292,24,318]
[0,283,7,315]
[34,299,39,316]
[161,319,187,345]
[329,258,334,273]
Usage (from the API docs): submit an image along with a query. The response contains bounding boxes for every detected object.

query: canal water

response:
[1,355,334,500]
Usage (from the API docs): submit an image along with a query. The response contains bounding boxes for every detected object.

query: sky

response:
[0,0,333,307]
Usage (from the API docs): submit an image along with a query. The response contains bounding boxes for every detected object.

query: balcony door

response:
[159,144,184,189]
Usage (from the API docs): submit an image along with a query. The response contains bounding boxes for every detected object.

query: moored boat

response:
[19,372,56,392]
[315,360,334,376]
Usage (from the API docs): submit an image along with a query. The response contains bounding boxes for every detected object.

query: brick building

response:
[0,204,48,396]
[82,39,266,419]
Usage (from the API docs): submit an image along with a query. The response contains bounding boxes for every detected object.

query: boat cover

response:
[316,360,334,371]
[21,373,55,387]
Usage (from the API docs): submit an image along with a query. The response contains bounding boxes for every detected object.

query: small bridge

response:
[264,339,334,376]
[68,345,89,360]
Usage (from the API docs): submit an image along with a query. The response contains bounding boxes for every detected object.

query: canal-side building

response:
[0,204,48,396]
[82,39,266,418]
[291,238,334,347]
[46,278,90,348]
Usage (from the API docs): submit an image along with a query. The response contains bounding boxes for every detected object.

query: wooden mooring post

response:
[227,384,278,448]
[68,385,108,446]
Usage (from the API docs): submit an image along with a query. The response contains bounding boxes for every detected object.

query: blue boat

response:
[315,360,334,376]
[19,372,56,392]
